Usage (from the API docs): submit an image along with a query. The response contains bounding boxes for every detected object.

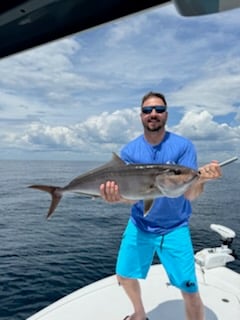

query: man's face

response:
[140,96,168,132]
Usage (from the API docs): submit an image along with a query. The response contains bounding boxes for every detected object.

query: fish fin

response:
[111,152,126,166]
[85,152,125,174]
[143,199,154,217]
[28,185,62,219]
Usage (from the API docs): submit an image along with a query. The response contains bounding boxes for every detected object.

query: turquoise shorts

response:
[116,220,198,293]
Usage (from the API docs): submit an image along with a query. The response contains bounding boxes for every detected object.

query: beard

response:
[145,124,163,132]
[143,118,166,132]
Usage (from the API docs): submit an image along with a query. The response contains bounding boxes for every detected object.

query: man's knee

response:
[182,291,203,306]
[116,274,123,285]
[116,274,137,286]
[117,274,129,285]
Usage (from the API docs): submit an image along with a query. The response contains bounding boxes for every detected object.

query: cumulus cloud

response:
[3,108,142,159]
[173,110,240,161]
[2,106,239,162]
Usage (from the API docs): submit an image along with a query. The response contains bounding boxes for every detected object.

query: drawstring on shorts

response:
[160,235,165,251]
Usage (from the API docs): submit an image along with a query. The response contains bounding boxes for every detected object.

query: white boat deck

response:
[27,263,240,320]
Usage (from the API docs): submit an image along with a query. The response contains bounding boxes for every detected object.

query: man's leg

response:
[181,291,205,320]
[116,221,155,320]
[117,275,147,320]
[156,227,204,320]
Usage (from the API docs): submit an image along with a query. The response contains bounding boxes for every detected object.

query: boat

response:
[27,224,240,320]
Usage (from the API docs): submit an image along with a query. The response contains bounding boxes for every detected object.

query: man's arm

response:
[184,160,222,201]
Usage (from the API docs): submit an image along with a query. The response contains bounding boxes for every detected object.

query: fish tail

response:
[28,185,63,219]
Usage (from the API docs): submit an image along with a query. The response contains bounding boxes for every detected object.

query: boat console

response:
[195,224,236,269]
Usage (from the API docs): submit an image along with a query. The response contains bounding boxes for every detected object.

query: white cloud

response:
[2,108,142,159]
[173,110,240,161]
[2,105,238,162]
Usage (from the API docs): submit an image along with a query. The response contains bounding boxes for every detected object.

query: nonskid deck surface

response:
[27,264,240,320]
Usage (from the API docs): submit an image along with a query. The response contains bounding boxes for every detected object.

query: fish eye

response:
[174,169,182,175]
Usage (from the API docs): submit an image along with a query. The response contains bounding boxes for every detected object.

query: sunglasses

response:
[142,105,167,114]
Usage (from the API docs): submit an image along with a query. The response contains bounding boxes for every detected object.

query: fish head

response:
[155,165,199,197]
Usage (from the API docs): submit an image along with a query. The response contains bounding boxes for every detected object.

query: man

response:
[100,91,221,320]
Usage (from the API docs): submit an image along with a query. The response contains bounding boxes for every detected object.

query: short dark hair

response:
[141,91,167,106]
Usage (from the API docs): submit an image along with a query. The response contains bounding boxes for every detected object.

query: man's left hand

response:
[198,160,222,181]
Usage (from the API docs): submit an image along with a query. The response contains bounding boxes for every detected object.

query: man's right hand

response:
[100,181,135,204]
[100,181,122,203]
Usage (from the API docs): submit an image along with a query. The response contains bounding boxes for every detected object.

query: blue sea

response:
[0,160,239,320]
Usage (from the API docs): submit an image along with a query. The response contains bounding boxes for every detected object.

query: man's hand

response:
[185,160,222,201]
[100,181,122,203]
[99,181,135,204]
[198,160,222,182]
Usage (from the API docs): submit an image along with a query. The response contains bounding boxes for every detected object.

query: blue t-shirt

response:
[120,131,198,235]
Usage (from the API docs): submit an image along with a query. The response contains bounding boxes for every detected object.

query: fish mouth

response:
[179,172,199,184]
[187,173,200,183]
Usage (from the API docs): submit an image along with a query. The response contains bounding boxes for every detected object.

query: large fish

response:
[29,152,199,219]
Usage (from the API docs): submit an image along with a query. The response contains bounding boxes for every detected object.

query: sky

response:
[0,3,239,163]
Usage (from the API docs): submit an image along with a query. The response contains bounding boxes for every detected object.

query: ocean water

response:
[0,160,239,320]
